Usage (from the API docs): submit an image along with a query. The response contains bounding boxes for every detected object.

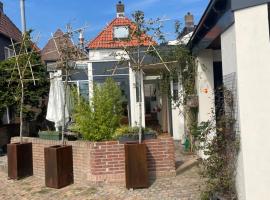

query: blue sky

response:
[1,0,208,48]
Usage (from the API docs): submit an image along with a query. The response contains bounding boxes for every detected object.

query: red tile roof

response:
[88,17,156,49]
[0,12,21,42]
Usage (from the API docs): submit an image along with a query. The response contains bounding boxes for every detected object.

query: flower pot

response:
[44,145,73,189]
[125,143,149,189]
[7,142,33,179]
[38,131,61,141]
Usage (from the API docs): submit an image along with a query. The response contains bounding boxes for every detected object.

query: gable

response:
[88,17,156,49]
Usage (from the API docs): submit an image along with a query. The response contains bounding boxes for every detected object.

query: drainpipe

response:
[20,0,26,34]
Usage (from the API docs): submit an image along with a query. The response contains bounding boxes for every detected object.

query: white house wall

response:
[89,49,129,62]
[221,23,246,200]
[221,25,237,76]
[233,4,270,200]
[196,49,216,124]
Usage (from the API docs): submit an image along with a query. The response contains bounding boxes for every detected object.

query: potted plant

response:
[6,32,47,180]
[43,29,87,189]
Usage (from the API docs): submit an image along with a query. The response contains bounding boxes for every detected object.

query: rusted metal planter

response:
[125,143,149,189]
[7,142,33,179]
[44,145,73,189]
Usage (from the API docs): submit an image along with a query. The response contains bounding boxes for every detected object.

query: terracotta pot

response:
[7,142,33,179]
[44,145,73,189]
[125,143,149,189]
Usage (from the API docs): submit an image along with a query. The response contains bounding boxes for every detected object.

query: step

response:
[176,156,199,175]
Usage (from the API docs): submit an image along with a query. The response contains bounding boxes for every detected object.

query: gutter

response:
[188,0,234,54]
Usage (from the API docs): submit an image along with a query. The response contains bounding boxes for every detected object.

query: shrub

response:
[71,78,123,141]
[113,125,156,139]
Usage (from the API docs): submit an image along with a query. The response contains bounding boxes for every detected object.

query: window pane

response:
[79,82,89,101]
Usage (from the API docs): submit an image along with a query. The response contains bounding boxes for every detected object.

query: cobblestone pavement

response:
[0,165,202,200]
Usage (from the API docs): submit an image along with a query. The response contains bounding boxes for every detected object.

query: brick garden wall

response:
[11,137,176,185]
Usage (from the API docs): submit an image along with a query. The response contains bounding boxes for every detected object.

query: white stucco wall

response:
[89,49,129,62]
[221,23,246,200]
[196,50,216,124]
[233,4,270,200]
[221,25,237,76]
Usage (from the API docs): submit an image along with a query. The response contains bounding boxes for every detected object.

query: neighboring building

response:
[168,12,196,46]
[87,1,184,140]
[0,1,22,124]
[0,1,21,61]
[41,29,89,100]
[189,0,270,199]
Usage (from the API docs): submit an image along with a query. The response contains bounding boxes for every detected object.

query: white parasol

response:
[46,71,69,131]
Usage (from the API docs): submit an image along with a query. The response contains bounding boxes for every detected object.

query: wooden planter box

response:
[7,142,33,179]
[44,145,73,189]
[125,143,149,189]
[38,131,61,141]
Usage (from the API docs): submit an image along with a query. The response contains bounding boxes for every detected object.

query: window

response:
[4,47,14,59]
[136,74,141,103]
[113,26,129,39]
[79,81,89,101]
[68,81,89,102]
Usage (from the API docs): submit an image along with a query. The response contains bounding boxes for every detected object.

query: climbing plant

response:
[193,87,239,199]
[157,45,198,152]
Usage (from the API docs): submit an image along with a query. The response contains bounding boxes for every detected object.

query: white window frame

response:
[4,47,14,60]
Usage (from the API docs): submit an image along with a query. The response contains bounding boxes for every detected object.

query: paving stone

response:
[0,166,202,200]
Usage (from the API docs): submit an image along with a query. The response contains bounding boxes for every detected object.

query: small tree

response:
[72,78,122,141]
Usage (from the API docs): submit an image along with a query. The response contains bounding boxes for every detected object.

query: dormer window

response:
[113,26,129,39]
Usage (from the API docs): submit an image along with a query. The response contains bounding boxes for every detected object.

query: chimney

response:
[116,1,125,18]
[0,1,3,13]
[185,12,194,28]
[79,30,85,49]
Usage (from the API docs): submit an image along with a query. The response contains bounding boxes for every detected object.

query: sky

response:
[1,0,209,48]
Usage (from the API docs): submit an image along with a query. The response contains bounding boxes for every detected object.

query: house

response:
[189,0,270,199]
[41,29,90,100]
[0,1,22,125]
[168,12,196,46]
[87,1,185,140]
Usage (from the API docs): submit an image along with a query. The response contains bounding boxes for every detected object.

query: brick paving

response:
[0,165,202,200]
[0,141,203,200]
